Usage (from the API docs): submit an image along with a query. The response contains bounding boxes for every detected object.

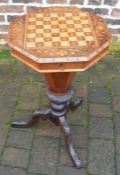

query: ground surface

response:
[0,50,120,175]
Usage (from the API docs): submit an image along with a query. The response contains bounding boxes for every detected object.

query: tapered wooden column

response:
[44,72,76,94]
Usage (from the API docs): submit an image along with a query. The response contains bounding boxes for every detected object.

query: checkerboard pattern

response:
[25,10,96,49]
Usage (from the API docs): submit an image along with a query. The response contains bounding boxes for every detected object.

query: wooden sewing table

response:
[8,6,111,168]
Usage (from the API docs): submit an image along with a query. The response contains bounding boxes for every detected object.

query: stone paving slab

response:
[0,127,8,156]
[0,95,16,111]
[0,82,21,96]
[1,147,30,168]
[74,72,89,82]
[97,56,119,79]
[61,125,88,148]
[58,166,86,175]
[88,139,115,175]
[15,63,42,82]
[74,83,88,97]
[89,74,109,88]
[0,166,26,175]
[0,53,120,175]
[112,80,120,95]
[67,99,88,127]
[89,117,114,139]
[35,120,61,138]
[17,84,41,111]
[115,113,120,157]
[28,137,59,175]
[113,96,120,113]
[89,87,110,104]
[89,103,112,118]
[7,129,34,149]
[0,95,17,124]
[117,155,120,175]
[115,113,120,133]
[0,63,14,81]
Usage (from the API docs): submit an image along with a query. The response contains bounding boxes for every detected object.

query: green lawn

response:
[0,50,14,61]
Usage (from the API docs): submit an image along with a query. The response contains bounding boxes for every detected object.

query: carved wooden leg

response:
[59,116,81,168]
[45,89,81,168]
[69,97,83,111]
[11,109,50,128]
[11,97,83,128]
[49,116,60,126]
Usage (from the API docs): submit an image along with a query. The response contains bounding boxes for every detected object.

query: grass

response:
[110,42,120,52]
[0,50,16,63]
[109,43,120,57]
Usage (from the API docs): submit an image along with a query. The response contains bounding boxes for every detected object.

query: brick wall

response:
[0,0,120,46]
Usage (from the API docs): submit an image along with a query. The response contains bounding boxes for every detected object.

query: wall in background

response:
[0,0,120,46]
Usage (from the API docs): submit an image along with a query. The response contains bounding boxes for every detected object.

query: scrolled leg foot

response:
[69,97,83,111]
[11,109,51,128]
[59,116,81,168]
[49,116,60,126]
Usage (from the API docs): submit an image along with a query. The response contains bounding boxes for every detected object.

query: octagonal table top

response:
[8,6,111,64]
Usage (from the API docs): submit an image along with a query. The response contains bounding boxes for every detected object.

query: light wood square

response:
[52,37,61,42]
[59,24,67,28]
[51,13,58,17]
[67,28,75,32]
[36,13,43,18]
[36,21,44,25]
[44,33,52,37]
[26,42,35,48]
[44,25,51,29]
[51,28,60,33]
[51,21,58,25]
[85,36,94,41]
[27,34,35,39]
[36,29,43,33]
[60,32,68,37]
[69,37,77,41]
[66,20,74,25]
[65,13,72,17]
[79,12,87,17]
[74,24,82,28]
[35,37,44,42]
[73,16,81,20]
[43,17,50,21]
[28,18,35,22]
[76,32,84,36]
[59,16,66,20]
[61,41,70,47]
[81,20,89,24]
[44,42,53,47]
[27,25,36,30]
[78,40,87,46]
[83,28,92,32]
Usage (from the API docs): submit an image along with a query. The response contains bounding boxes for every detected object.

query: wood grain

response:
[8,6,111,72]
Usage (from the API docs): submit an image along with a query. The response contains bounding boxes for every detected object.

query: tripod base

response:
[11,90,83,168]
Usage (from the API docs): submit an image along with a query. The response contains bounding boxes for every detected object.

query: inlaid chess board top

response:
[25,9,95,50]
[8,6,111,72]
